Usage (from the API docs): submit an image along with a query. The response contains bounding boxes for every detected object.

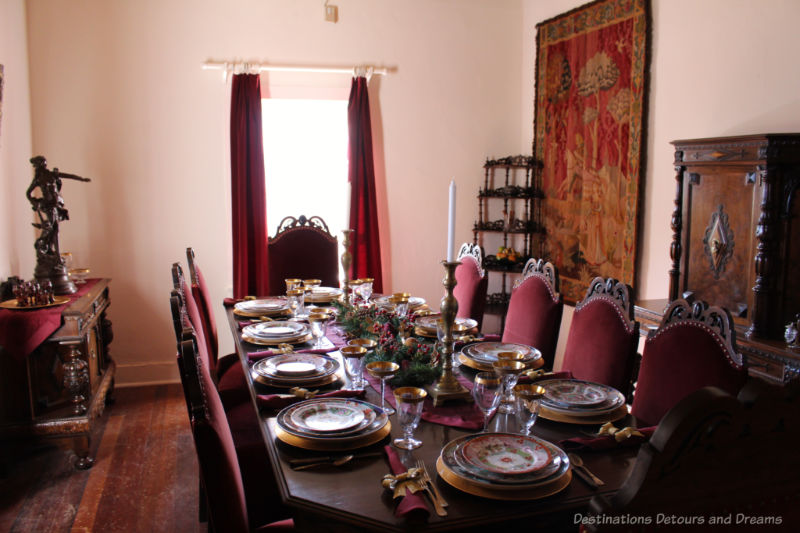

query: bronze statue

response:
[26,156,90,294]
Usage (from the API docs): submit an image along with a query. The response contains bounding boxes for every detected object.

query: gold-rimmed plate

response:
[242,332,313,346]
[0,296,71,310]
[538,403,629,425]
[234,298,289,317]
[272,419,392,451]
[458,352,545,372]
[304,287,344,303]
[252,370,340,389]
[414,315,478,333]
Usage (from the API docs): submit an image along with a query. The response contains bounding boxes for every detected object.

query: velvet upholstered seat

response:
[170,288,292,530]
[501,258,564,369]
[454,243,488,331]
[630,298,747,426]
[559,277,639,399]
[267,215,339,293]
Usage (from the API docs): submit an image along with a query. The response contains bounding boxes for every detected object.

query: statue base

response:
[35,256,77,295]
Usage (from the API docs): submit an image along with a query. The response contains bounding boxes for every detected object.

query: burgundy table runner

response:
[0,279,99,363]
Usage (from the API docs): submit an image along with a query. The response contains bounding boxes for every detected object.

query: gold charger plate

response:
[0,296,71,310]
[234,308,292,318]
[435,456,571,500]
[242,332,313,346]
[458,353,545,372]
[273,419,391,451]
[538,403,629,425]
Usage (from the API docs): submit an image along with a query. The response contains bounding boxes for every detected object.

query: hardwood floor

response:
[0,384,205,533]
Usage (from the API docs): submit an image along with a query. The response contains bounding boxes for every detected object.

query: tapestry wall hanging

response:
[534,0,650,302]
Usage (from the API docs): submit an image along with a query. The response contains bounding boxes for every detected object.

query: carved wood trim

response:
[456,243,485,278]
[576,277,636,334]
[513,257,560,303]
[702,204,735,279]
[186,247,199,286]
[655,298,742,368]
[271,215,335,241]
[669,163,684,301]
[748,164,776,339]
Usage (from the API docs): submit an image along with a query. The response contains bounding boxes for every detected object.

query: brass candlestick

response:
[341,229,354,294]
[431,260,472,406]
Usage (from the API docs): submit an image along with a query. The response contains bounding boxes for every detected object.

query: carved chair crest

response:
[576,277,636,333]
[272,215,335,241]
[654,297,742,367]
[170,263,193,336]
[186,247,199,286]
[513,258,560,302]
[456,243,485,278]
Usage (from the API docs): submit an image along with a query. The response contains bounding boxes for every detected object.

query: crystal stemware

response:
[472,372,502,432]
[286,288,305,318]
[513,384,545,436]
[492,359,527,414]
[349,279,363,306]
[392,387,427,449]
[357,277,374,304]
[388,294,409,317]
[285,278,302,293]
[303,278,321,289]
[341,345,367,390]
[366,361,400,415]
[308,312,333,348]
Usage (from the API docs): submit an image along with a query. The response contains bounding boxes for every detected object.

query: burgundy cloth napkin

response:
[383,445,430,520]
[223,297,243,307]
[0,279,99,363]
[558,426,656,451]
[257,388,365,411]
[365,373,484,430]
[480,333,502,342]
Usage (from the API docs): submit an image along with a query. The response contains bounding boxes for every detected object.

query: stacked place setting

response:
[274,398,391,451]
[233,297,290,318]
[241,320,313,346]
[304,286,344,304]
[458,342,543,372]
[436,432,572,500]
[251,351,341,388]
[413,315,477,339]
[536,379,628,424]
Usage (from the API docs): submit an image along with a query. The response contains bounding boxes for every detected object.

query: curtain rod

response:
[202,60,391,80]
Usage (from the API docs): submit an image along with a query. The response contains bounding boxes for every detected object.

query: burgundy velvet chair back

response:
[178,328,251,533]
[454,243,488,330]
[502,259,564,369]
[631,298,746,426]
[171,262,213,375]
[268,215,339,293]
[560,278,639,397]
[187,247,219,366]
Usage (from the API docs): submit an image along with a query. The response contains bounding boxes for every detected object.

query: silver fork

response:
[417,460,448,513]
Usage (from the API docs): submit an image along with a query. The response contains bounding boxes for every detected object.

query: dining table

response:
[225,304,641,532]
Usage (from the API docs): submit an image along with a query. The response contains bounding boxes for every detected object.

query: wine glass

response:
[366,361,399,415]
[472,372,502,432]
[61,252,74,271]
[392,387,427,449]
[341,345,367,389]
[388,294,409,317]
[513,384,545,436]
[349,279,363,306]
[285,278,302,293]
[492,359,527,414]
[303,278,321,289]
[286,289,305,318]
[357,277,374,304]
[308,312,333,348]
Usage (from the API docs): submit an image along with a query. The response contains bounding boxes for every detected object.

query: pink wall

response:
[0,0,34,281]
[24,0,524,384]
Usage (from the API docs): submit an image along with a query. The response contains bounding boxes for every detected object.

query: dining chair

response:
[268,215,339,293]
[559,277,639,399]
[187,247,243,379]
[454,243,488,330]
[171,288,293,530]
[177,327,294,532]
[501,258,564,369]
[587,380,800,529]
[630,298,747,426]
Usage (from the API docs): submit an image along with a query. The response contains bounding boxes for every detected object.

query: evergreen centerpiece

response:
[332,300,442,387]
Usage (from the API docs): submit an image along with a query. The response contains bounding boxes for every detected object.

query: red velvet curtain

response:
[347,76,383,292]
[230,74,270,298]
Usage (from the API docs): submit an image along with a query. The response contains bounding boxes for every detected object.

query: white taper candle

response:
[447,179,456,262]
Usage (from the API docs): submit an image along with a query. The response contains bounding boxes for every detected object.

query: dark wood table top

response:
[226,307,638,532]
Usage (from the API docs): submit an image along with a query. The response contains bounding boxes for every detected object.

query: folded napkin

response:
[383,445,430,520]
[517,370,574,384]
[257,388,365,411]
[223,297,243,307]
[558,423,656,451]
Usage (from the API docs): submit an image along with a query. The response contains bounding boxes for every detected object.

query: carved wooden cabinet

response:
[669,134,800,340]
[0,279,114,468]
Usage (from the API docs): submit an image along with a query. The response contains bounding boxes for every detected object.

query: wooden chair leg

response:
[73,435,95,470]
[198,479,208,523]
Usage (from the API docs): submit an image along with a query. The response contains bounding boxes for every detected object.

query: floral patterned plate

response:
[279,399,384,439]
[290,400,365,432]
[462,342,541,366]
[541,379,610,407]
[461,434,552,475]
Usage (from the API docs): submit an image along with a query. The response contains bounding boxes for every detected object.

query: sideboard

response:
[0,278,114,469]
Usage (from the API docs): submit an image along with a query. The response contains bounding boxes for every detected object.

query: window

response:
[261,98,349,248]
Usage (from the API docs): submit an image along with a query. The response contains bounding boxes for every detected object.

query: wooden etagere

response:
[472,155,544,318]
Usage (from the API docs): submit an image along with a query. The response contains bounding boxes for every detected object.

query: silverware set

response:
[288,451,384,470]
[567,453,605,489]
[416,460,448,516]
